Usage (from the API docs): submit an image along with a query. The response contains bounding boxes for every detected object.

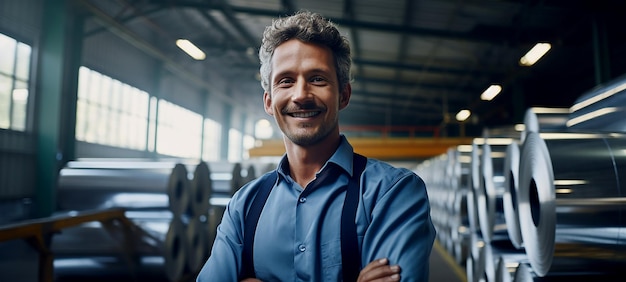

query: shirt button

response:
[299,197,306,203]
[298,244,306,252]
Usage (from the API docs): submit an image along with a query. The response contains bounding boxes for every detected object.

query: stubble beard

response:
[284,117,338,146]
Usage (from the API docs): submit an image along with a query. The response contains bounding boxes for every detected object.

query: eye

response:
[276,78,294,87]
[310,76,327,85]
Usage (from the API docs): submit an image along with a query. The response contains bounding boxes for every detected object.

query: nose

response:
[291,79,312,103]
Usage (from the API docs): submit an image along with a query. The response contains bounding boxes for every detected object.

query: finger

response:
[358,259,401,282]
[361,258,389,273]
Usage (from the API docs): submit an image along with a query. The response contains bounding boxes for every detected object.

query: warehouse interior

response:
[1,0,626,281]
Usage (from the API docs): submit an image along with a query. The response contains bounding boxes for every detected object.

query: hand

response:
[357,258,401,282]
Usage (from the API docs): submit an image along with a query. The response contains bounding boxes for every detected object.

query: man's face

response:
[264,39,350,146]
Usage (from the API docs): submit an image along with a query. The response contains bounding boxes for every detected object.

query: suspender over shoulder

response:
[240,153,367,281]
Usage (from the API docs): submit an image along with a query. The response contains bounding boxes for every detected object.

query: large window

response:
[228,128,243,162]
[76,67,149,150]
[75,67,243,161]
[202,118,221,161]
[0,32,31,131]
[156,99,203,159]
[242,134,255,160]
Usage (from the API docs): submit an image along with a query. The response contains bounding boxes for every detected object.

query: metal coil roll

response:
[186,216,209,273]
[521,107,569,142]
[567,73,626,133]
[208,161,243,196]
[58,160,193,213]
[189,161,211,217]
[477,141,510,243]
[513,262,623,282]
[164,216,189,282]
[503,142,524,249]
[450,188,470,265]
[466,187,480,237]
[518,131,626,277]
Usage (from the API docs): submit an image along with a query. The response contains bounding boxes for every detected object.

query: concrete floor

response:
[0,237,464,282]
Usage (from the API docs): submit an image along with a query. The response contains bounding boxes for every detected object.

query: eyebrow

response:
[272,68,334,82]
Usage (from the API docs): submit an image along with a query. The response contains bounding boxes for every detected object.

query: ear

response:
[263,91,274,115]
[339,83,351,110]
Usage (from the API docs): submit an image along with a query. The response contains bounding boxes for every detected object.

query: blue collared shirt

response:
[197,136,436,281]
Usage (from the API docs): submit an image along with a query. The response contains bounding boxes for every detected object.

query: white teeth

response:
[291,112,318,118]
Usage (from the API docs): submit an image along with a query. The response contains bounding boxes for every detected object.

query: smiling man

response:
[196,11,435,282]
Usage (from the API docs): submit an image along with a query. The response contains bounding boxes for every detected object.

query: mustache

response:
[281,102,326,114]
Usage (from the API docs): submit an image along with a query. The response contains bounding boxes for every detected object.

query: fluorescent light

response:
[519,43,551,66]
[480,84,502,101]
[456,109,471,122]
[176,39,206,60]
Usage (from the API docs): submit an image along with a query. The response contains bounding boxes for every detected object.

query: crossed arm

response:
[241,257,401,282]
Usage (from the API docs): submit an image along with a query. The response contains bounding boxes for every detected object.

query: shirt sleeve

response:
[196,192,246,282]
[361,169,436,282]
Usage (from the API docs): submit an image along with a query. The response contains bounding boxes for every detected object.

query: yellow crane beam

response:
[248,137,475,160]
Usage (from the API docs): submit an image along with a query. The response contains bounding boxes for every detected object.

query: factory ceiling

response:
[77,0,626,137]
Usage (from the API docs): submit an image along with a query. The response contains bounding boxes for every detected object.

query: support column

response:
[35,0,83,217]
[220,103,232,160]
[592,16,611,84]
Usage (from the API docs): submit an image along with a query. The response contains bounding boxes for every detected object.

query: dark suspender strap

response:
[341,153,367,282]
[240,171,277,279]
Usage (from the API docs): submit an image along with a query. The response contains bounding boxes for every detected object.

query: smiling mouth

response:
[289,111,320,118]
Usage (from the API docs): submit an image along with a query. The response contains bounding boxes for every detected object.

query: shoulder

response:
[361,158,426,199]
[363,158,424,186]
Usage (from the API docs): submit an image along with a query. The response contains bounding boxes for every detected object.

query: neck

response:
[284,133,341,188]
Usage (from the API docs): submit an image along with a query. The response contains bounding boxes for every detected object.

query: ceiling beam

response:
[144,0,553,44]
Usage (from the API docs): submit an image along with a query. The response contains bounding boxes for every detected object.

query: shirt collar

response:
[276,135,355,179]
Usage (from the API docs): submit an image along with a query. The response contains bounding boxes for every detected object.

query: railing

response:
[0,208,161,282]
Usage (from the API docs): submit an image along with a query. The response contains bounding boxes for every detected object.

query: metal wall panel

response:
[0,130,36,199]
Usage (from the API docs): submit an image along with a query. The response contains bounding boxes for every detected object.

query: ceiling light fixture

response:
[456,109,471,122]
[480,84,502,101]
[519,43,551,66]
[176,39,206,60]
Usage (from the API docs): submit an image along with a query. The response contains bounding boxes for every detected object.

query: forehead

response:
[271,39,336,75]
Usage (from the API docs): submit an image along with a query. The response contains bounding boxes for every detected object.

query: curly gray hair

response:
[258,11,352,93]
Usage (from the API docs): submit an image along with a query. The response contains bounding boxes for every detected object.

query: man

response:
[197,11,435,282]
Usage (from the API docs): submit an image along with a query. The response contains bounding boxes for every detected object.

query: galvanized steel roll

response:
[520,107,569,142]
[567,73,626,133]
[513,262,623,282]
[477,141,509,243]
[503,142,523,249]
[190,161,211,217]
[450,188,470,265]
[186,216,209,273]
[495,256,514,282]
[518,131,626,277]
[57,159,192,214]
[208,161,244,196]
[164,216,189,282]
[466,187,480,236]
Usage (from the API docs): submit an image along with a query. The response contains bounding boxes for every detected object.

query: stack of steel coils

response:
[56,159,206,281]
[417,73,626,282]
[55,158,275,281]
